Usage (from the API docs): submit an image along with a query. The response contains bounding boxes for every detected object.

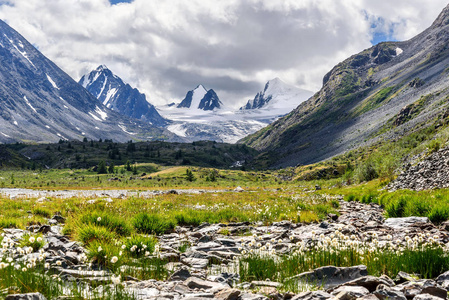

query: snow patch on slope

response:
[118,124,136,135]
[23,96,37,113]
[95,106,108,120]
[46,74,59,89]
[103,88,118,106]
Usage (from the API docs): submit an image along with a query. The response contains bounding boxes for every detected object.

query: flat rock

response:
[184,277,229,292]
[334,275,394,292]
[290,265,368,289]
[373,288,407,300]
[5,293,47,300]
[215,288,242,300]
[168,268,192,281]
[331,285,369,298]
[181,257,209,269]
[384,217,430,229]
[413,294,446,300]
[291,291,334,300]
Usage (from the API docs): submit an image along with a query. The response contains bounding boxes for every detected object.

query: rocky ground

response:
[3,199,449,300]
[388,146,449,191]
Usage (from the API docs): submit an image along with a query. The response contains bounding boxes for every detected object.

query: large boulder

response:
[384,217,430,229]
[289,265,368,289]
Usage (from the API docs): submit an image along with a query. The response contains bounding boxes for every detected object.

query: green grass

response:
[133,213,176,235]
[239,234,449,292]
[19,233,45,252]
[80,211,132,236]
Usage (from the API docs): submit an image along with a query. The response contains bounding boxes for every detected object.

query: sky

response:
[0,0,447,108]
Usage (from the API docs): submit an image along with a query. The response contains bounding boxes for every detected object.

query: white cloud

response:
[0,0,447,106]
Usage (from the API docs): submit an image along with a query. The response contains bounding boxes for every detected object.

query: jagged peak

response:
[96,65,109,72]
[432,4,449,28]
[194,84,208,92]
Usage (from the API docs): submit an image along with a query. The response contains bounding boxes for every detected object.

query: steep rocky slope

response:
[243,4,449,168]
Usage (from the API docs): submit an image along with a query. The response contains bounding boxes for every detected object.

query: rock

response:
[258,286,278,297]
[395,271,419,284]
[328,214,339,221]
[291,291,334,300]
[251,281,282,288]
[435,270,449,290]
[51,214,66,223]
[37,225,51,234]
[356,295,379,300]
[384,217,430,229]
[413,294,446,300]
[5,293,47,300]
[168,268,192,281]
[215,288,241,300]
[373,288,407,300]
[234,186,244,192]
[128,287,160,298]
[289,265,368,289]
[184,277,229,292]
[331,286,370,299]
[420,287,447,299]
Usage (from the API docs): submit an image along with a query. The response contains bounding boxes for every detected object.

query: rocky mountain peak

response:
[79,66,167,126]
[177,85,222,110]
[432,4,449,28]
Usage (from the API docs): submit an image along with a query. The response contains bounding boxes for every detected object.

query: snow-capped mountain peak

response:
[240,78,313,111]
[177,85,222,110]
[79,66,167,126]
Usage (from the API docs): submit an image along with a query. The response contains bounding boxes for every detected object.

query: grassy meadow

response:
[3,131,449,298]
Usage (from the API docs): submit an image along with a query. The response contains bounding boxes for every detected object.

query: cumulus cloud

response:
[0,0,447,107]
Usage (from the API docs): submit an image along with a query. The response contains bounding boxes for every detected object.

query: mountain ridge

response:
[242,3,449,168]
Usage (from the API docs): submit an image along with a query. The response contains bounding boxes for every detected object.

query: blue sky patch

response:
[109,0,133,5]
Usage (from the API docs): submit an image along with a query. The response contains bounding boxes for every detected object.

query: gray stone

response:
[289,265,368,289]
[420,287,447,299]
[291,291,334,300]
[384,217,430,229]
[251,281,282,288]
[413,294,445,300]
[395,271,419,284]
[181,257,209,269]
[168,268,192,281]
[5,293,47,300]
[184,277,229,292]
[215,288,241,300]
[435,270,449,290]
[356,295,379,300]
[373,288,407,300]
[335,275,394,292]
[129,287,160,298]
[331,285,369,298]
